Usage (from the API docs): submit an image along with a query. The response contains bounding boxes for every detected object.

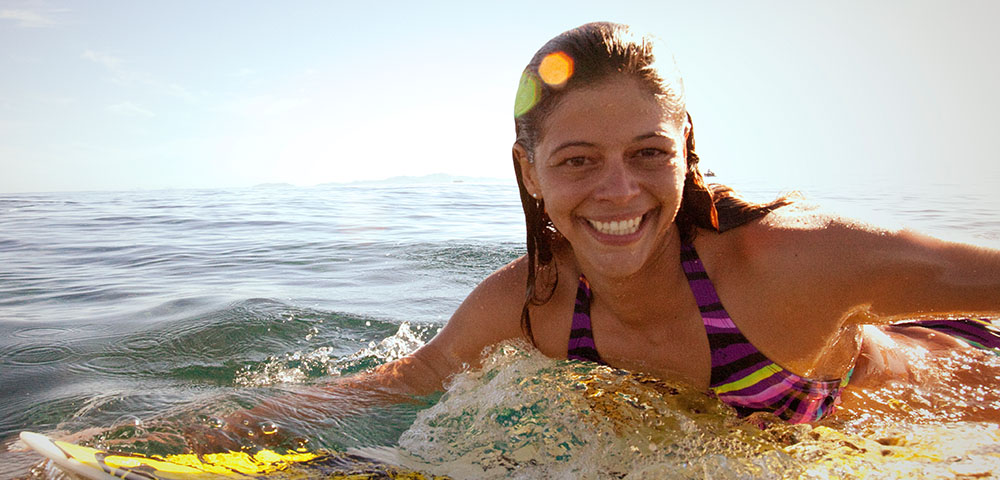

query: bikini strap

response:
[680,243,773,388]
[679,243,724,310]
[568,275,604,363]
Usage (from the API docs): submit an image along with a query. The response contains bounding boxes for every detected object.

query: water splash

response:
[397,342,800,479]
[394,342,1000,479]
[234,321,433,387]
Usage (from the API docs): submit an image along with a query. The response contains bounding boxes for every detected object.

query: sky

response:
[2,0,999,194]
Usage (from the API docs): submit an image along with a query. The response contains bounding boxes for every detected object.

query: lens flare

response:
[514,52,576,118]
[514,70,540,118]
[539,51,573,86]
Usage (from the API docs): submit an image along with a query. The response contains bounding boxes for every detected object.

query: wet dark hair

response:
[512,22,787,344]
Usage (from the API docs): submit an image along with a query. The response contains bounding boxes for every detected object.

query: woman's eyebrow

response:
[633,132,676,145]
[550,141,596,155]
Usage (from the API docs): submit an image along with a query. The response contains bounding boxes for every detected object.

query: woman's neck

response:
[574,228,691,328]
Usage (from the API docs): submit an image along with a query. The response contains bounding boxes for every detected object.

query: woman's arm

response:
[197,257,532,450]
[751,206,1000,324]
[859,228,1000,319]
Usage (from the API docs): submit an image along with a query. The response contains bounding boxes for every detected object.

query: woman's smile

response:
[580,208,659,245]
[586,214,644,236]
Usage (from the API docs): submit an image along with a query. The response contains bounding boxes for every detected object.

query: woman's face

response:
[518,77,688,278]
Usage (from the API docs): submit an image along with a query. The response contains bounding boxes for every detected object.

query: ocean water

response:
[1,177,998,478]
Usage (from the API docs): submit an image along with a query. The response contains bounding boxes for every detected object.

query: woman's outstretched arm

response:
[750,206,1000,324]
[199,257,531,451]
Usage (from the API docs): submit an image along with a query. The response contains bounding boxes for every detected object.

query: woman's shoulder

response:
[698,200,895,273]
[722,197,888,240]
[445,255,530,330]
[422,255,531,372]
[462,255,531,316]
[710,185,888,238]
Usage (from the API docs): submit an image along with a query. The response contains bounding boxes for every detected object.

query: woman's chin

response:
[572,212,674,276]
[576,246,661,279]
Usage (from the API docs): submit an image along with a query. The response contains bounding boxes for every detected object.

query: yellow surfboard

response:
[20,431,445,479]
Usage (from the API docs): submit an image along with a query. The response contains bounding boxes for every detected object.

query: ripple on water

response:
[0,343,77,366]
[9,326,72,339]
[118,336,162,353]
[74,355,134,376]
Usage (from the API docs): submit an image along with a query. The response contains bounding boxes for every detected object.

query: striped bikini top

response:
[567,243,852,424]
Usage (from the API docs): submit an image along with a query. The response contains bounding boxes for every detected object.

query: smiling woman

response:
[181,21,1000,432]
[10,8,1000,480]
[399,21,1000,425]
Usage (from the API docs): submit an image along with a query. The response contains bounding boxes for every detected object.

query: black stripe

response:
[569,328,595,339]
[709,350,771,386]
[574,283,591,309]
[684,270,709,280]
[705,332,754,349]
[901,319,1000,348]
[568,346,603,363]
[698,302,724,313]
[782,393,804,420]
[679,248,698,262]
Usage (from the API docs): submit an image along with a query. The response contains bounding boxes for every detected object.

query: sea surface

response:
[1,176,998,478]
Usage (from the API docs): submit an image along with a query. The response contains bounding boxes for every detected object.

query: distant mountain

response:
[251,182,297,189]
[319,173,509,187]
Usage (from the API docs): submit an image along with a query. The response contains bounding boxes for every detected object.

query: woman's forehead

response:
[539,79,683,147]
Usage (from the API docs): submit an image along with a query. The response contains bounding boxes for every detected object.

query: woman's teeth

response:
[587,215,643,235]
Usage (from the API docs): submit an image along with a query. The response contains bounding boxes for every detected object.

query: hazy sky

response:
[2,0,998,193]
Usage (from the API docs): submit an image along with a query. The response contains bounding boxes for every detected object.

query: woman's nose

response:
[594,158,640,203]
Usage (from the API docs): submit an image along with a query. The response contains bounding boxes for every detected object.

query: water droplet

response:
[258,421,278,435]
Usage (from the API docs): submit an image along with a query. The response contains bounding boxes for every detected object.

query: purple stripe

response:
[704,323,738,335]
[571,312,591,331]
[914,320,1000,348]
[568,335,596,351]
[687,278,721,306]
[703,316,737,328]
[711,343,764,367]
[681,257,703,272]
[914,320,985,336]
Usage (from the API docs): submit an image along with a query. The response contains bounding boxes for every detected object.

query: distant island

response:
[250,174,509,190]
[322,173,509,187]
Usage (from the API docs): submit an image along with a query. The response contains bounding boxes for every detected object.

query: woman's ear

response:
[513,143,541,199]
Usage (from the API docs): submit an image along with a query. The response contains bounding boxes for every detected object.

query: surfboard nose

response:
[19,431,64,459]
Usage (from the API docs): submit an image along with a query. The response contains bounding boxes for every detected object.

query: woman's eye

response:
[632,148,674,168]
[635,148,666,158]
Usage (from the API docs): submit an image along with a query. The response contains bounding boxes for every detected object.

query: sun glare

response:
[539,51,573,86]
[514,51,575,118]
